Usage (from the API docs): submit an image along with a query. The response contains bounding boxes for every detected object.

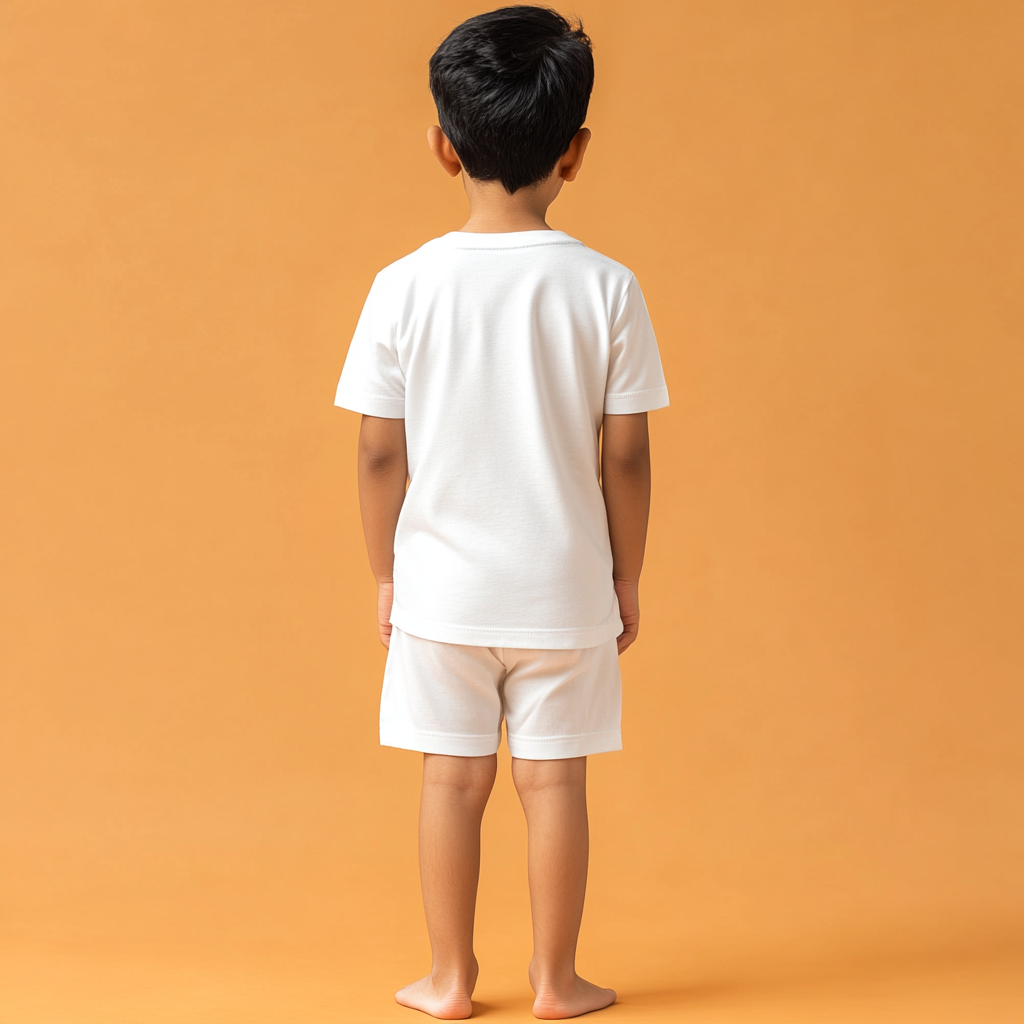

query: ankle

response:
[431,954,479,991]
[529,959,578,993]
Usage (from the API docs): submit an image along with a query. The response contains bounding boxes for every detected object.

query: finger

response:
[617,625,638,653]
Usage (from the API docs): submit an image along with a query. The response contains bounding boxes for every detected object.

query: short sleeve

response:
[604,275,670,415]
[334,275,405,418]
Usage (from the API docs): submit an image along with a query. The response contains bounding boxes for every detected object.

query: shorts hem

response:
[380,726,501,757]
[507,730,622,760]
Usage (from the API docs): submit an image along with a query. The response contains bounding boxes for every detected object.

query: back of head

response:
[429,5,594,195]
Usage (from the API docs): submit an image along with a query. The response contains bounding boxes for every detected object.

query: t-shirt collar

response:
[439,229,578,249]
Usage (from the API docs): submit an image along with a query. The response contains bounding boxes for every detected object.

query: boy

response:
[335,7,668,1019]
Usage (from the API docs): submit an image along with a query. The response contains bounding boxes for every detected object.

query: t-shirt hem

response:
[604,385,670,414]
[390,607,622,650]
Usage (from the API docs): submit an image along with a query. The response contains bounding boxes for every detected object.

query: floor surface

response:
[4,937,1022,1023]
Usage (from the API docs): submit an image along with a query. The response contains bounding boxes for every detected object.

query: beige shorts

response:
[380,627,622,760]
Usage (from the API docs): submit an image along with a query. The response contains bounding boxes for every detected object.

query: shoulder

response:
[567,239,633,276]
[556,237,639,294]
[372,236,451,287]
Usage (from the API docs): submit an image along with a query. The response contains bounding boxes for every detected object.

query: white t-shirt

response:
[335,229,669,649]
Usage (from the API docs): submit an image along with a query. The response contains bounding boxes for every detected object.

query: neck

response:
[458,174,560,233]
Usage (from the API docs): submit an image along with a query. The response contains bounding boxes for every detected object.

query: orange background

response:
[2,2,1023,1021]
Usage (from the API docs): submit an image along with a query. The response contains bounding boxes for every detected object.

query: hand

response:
[614,577,640,654]
[377,578,395,649]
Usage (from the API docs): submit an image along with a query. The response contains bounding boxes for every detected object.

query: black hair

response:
[428,6,594,194]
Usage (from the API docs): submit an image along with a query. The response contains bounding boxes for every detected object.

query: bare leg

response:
[511,756,616,1019]
[396,752,497,1020]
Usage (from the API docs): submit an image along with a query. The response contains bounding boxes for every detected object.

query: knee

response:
[511,756,586,798]
[424,753,496,802]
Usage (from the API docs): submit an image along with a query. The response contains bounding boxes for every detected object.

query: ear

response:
[558,127,592,182]
[427,125,463,178]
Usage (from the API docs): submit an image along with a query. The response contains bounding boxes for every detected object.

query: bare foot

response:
[395,964,477,1020]
[532,975,617,1019]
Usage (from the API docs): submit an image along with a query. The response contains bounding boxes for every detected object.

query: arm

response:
[600,412,652,654]
[357,415,408,648]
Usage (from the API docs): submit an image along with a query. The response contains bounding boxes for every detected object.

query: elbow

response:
[358,416,407,476]
[360,447,402,475]
[603,446,651,480]
[359,438,405,475]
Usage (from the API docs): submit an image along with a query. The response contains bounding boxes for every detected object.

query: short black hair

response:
[429,6,594,195]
